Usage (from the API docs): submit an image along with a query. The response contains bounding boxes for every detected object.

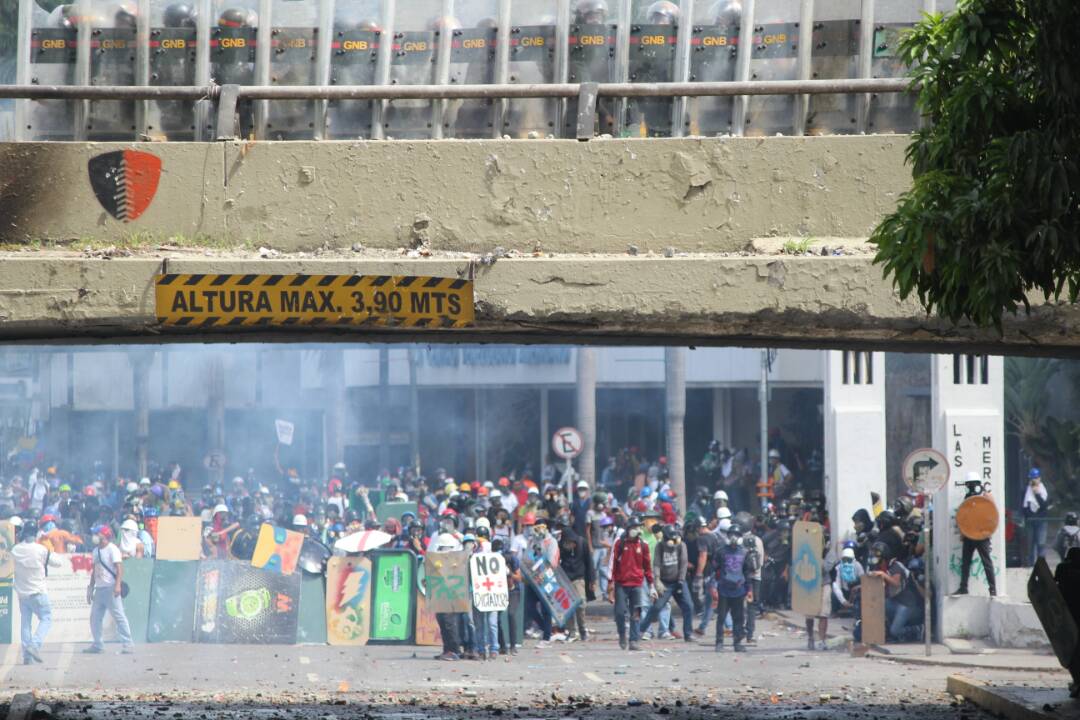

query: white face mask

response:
[91,534,102,545]
[628,528,640,539]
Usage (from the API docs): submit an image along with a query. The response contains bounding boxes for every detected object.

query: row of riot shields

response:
[14,0,952,141]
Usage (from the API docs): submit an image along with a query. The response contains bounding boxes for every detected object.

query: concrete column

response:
[409,348,420,475]
[575,348,597,488]
[824,351,887,549]
[322,348,346,476]
[932,354,1005,639]
[539,387,549,472]
[665,347,687,503]
[207,354,226,488]
[129,350,154,480]
[378,347,389,472]
[712,387,733,448]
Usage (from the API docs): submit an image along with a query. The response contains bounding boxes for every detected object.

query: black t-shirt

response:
[698,532,720,574]
[685,534,700,577]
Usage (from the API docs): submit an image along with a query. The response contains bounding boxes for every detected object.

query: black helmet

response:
[164,3,197,28]
[869,541,890,562]
[408,521,424,537]
[646,0,679,24]
[219,7,257,28]
[734,511,754,529]
[627,514,643,529]
[661,524,679,541]
[574,0,608,24]
[1067,512,1079,526]
[894,496,914,518]
[475,525,490,539]
[115,3,137,28]
[727,521,743,539]
[875,509,897,530]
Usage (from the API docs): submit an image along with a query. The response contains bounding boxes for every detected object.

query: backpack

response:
[1063,527,1080,552]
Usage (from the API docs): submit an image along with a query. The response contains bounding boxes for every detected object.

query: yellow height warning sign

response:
[155,274,475,328]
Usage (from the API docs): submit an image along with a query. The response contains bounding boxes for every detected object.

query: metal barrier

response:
[13,0,944,142]
[1,77,911,141]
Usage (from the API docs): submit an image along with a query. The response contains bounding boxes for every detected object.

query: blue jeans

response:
[459,611,476,652]
[593,549,610,595]
[886,599,924,642]
[473,610,500,654]
[1027,519,1048,566]
[697,577,716,632]
[614,584,647,643]
[639,580,693,638]
[19,593,52,660]
[90,587,133,650]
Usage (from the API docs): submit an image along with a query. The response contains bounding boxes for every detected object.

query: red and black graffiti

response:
[87,150,162,222]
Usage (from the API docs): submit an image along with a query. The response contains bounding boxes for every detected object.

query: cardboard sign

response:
[155,273,476,329]
[326,556,372,646]
[414,583,443,646]
[424,551,471,614]
[369,551,416,643]
[790,521,825,617]
[373,501,419,525]
[470,552,509,611]
[861,573,886,645]
[521,556,581,627]
[275,419,295,446]
[155,516,203,561]
[251,524,304,575]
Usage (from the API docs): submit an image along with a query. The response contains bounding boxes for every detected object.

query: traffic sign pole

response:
[901,448,949,659]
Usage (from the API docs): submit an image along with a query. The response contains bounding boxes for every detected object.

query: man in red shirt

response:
[607,515,655,651]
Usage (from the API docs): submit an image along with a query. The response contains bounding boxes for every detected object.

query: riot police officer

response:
[153,4,199,140]
[627,0,679,137]
[85,3,138,140]
[328,18,382,139]
[567,0,616,137]
[213,7,259,138]
[687,0,741,136]
[451,16,499,138]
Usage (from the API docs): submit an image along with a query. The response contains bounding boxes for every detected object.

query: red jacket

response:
[611,536,653,588]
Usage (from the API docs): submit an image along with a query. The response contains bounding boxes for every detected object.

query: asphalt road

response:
[0,616,1063,719]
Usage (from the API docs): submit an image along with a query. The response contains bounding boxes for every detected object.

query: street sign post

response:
[552,427,584,509]
[902,448,949,657]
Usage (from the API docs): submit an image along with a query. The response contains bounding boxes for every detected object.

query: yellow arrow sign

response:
[155,273,475,328]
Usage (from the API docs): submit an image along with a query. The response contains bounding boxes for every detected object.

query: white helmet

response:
[768,449,781,460]
[434,532,463,552]
[490,489,503,498]
[126,482,139,493]
[140,477,152,485]
[718,518,732,532]
[841,547,856,560]
[717,507,732,521]
[8,516,22,528]
[213,504,229,516]
[121,519,139,533]
[475,517,491,530]
[965,471,981,482]
[292,514,308,527]
[713,490,728,502]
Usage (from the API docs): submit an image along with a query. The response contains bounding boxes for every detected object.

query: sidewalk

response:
[771,608,1065,673]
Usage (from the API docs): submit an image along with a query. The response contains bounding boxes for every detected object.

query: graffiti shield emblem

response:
[88,150,162,222]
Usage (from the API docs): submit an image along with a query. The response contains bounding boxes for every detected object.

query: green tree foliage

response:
[870,0,1080,330]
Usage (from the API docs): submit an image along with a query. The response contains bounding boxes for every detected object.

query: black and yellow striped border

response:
[155,273,475,329]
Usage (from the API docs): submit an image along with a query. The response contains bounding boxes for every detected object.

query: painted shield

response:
[956,495,999,541]
[87,150,162,222]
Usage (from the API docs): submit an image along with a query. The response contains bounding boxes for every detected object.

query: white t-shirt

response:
[92,543,124,589]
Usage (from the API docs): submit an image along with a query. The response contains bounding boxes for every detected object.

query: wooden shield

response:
[790,521,824,617]
[956,495,999,541]
[1027,558,1078,670]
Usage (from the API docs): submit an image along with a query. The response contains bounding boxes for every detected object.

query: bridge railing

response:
[2,77,911,141]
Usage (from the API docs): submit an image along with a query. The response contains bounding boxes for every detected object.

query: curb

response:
[871,651,1066,673]
[946,675,1070,720]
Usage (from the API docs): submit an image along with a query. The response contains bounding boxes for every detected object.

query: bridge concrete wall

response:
[0,136,908,253]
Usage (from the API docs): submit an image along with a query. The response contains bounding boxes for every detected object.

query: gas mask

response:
[533,525,548,538]
[868,554,881,567]
[439,518,455,533]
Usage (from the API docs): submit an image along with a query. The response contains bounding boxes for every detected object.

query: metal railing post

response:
[492,0,512,139]
[14,0,33,141]
[136,0,152,138]
[194,0,212,141]
[313,0,335,140]
[671,0,694,138]
[254,0,273,139]
[793,0,813,136]
[730,0,754,136]
[73,0,92,141]
[856,0,874,133]
[371,0,396,140]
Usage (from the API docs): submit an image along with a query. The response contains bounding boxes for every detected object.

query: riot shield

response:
[258,0,327,140]
[805,0,859,135]
[443,0,499,138]
[327,0,385,139]
[85,1,138,141]
[145,0,203,141]
[743,0,799,137]
[564,0,624,138]
[20,0,80,140]
[210,0,259,139]
[866,1,920,134]
[502,0,557,138]
[684,0,740,137]
[383,0,442,139]
[625,0,677,137]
